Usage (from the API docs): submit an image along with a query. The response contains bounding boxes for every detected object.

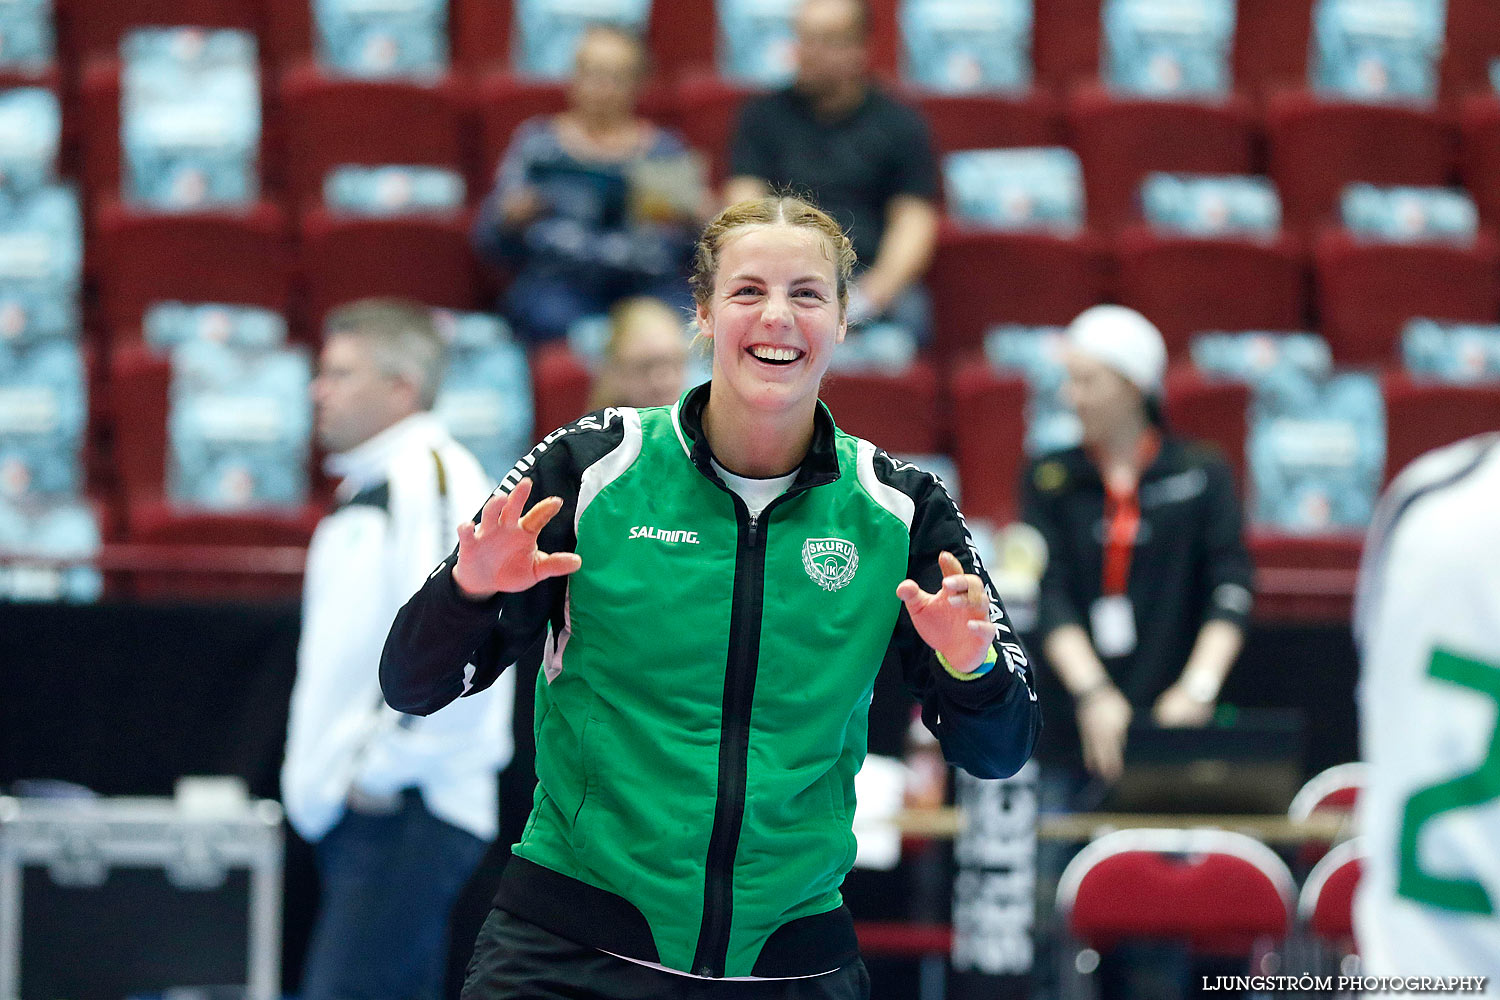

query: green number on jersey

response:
[1396,647,1500,915]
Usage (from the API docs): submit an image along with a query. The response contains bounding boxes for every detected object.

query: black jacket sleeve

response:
[1021,456,1088,639]
[878,452,1041,780]
[380,410,627,716]
[1196,449,1255,629]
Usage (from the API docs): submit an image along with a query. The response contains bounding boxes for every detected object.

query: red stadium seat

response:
[1440,0,1500,102]
[820,361,942,455]
[1313,228,1500,366]
[529,342,593,434]
[1163,366,1251,496]
[864,0,901,79]
[1289,762,1366,870]
[1289,762,1366,821]
[673,74,762,188]
[645,0,715,79]
[77,56,279,212]
[276,62,469,213]
[262,0,314,69]
[105,343,171,505]
[298,208,483,329]
[107,342,320,601]
[1248,530,1363,622]
[452,0,512,76]
[1032,0,1102,92]
[1231,0,1316,99]
[904,88,1062,160]
[1459,94,1500,231]
[454,0,720,79]
[949,357,1028,526]
[1057,828,1295,960]
[1297,837,1365,955]
[927,221,1110,366]
[1115,228,1309,359]
[93,199,295,336]
[1381,372,1500,487]
[1065,84,1258,233]
[1265,91,1457,233]
[55,0,261,68]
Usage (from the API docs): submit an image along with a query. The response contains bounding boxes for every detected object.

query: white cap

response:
[1064,305,1167,396]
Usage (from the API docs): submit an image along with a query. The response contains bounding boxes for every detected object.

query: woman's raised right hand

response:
[452,477,582,601]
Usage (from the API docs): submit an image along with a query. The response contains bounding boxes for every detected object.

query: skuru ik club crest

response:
[802,537,859,592]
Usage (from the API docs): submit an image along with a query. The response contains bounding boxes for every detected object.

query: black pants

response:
[463,908,871,1000]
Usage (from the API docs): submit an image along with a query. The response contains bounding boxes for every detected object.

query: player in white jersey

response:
[1352,432,1500,976]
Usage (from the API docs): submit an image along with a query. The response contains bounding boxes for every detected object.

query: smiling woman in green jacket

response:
[381,195,1040,1000]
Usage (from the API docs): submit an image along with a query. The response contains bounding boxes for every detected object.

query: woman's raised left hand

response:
[896,550,998,674]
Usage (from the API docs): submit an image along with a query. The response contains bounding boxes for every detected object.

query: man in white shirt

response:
[281,299,512,1000]
[1354,432,1500,976]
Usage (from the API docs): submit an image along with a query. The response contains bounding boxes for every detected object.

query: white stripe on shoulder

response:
[669,397,691,458]
[577,407,643,530]
[857,438,915,531]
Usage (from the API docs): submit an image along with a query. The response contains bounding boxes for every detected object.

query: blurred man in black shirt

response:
[725,0,939,340]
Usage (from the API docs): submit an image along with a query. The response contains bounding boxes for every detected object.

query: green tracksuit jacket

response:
[382,384,1040,979]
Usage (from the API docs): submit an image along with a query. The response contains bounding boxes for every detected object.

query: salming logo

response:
[629,526,700,544]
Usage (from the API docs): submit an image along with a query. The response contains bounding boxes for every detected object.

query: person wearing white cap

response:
[1023,304,1253,782]
[1024,305,1255,997]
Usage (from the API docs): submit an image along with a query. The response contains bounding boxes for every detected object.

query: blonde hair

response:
[690,195,858,317]
[588,296,688,410]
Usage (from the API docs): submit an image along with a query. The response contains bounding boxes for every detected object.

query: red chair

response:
[298,208,483,329]
[1313,228,1500,366]
[1231,0,1316,99]
[927,221,1111,367]
[1297,837,1365,964]
[1289,762,1366,822]
[55,0,261,68]
[906,88,1062,160]
[1032,0,1102,92]
[1065,84,1259,233]
[673,74,763,188]
[1381,372,1500,487]
[1458,94,1500,231]
[644,0,715,79]
[107,342,321,601]
[949,358,1028,526]
[1057,828,1295,982]
[1265,91,1457,233]
[1164,366,1251,496]
[820,361,942,455]
[262,0,315,69]
[1115,228,1309,359]
[77,55,279,213]
[453,0,719,79]
[1289,762,1366,870]
[93,199,295,338]
[1247,530,1364,622]
[451,0,511,76]
[530,342,593,434]
[1440,0,1500,102]
[276,62,469,214]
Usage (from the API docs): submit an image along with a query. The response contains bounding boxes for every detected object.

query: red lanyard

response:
[1092,432,1160,597]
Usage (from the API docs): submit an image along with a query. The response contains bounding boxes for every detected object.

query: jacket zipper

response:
[691,500,771,977]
